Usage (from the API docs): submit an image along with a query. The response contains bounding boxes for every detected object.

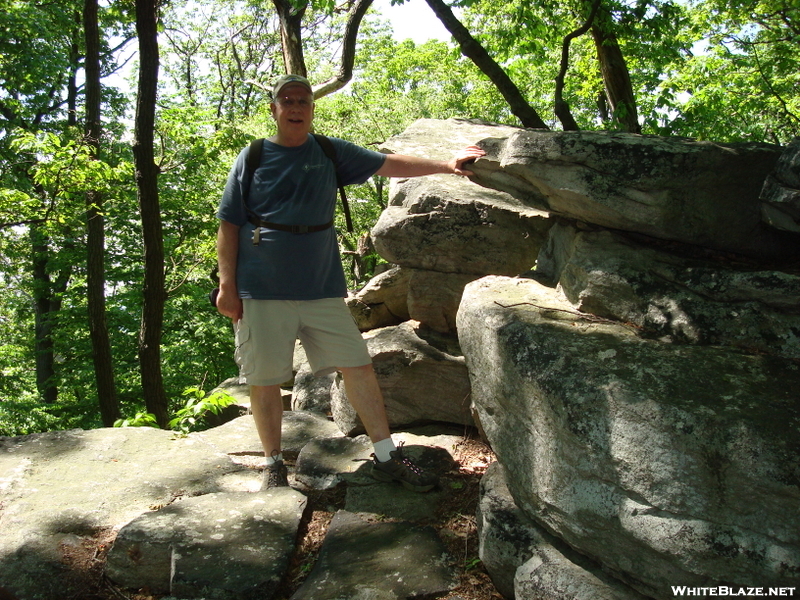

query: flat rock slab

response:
[0,427,251,599]
[290,510,457,600]
[106,489,307,599]
[344,483,449,522]
[192,410,342,456]
[295,431,461,491]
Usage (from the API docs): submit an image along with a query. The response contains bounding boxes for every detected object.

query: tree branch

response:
[313,0,375,98]
[554,0,602,130]
[423,0,548,129]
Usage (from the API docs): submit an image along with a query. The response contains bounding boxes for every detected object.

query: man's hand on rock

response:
[449,145,486,177]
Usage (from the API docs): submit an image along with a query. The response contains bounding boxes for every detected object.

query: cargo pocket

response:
[233,319,253,384]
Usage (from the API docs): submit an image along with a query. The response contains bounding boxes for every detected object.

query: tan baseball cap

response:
[272,74,313,98]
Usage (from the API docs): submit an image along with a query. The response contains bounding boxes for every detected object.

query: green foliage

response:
[655,0,800,142]
[0,399,64,437]
[168,387,236,435]
[0,394,105,437]
[113,411,159,428]
[0,0,798,437]
[112,387,236,435]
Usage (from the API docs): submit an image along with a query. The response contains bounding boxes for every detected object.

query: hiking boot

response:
[371,443,438,492]
[261,460,289,490]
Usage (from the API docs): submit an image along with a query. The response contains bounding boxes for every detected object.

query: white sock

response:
[373,438,397,463]
[266,452,283,466]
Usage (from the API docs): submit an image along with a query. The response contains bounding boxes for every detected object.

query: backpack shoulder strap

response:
[312,133,353,233]
[243,138,264,210]
[244,135,353,233]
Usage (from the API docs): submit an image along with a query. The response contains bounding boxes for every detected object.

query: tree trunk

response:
[272,0,307,77]
[133,0,169,428]
[84,0,120,426]
[30,224,58,404]
[591,7,641,133]
[424,0,548,130]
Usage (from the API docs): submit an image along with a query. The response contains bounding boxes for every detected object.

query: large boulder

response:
[364,121,552,334]
[372,176,551,276]
[331,321,472,435]
[457,275,800,598]
[539,224,800,358]
[374,119,552,278]
[347,266,411,332]
[105,489,307,598]
[470,129,798,259]
[760,137,800,233]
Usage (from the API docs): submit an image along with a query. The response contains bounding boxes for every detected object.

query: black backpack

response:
[244,134,353,234]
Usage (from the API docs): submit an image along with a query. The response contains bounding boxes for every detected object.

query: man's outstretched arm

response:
[375,145,485,178]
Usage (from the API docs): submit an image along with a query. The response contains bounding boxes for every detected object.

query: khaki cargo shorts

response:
[234,297,371,387]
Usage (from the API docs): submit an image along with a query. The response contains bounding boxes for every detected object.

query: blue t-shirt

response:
[217,134,386,300]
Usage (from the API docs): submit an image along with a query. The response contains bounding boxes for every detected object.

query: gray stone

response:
[106,489,307,598]
[191,410,342,458]
[374,118,551,278]
[478,462,648,600]
[345,483,449,522]
[477,462,543,599]
[289,510,457,600]
[347,298,402,332]
[457,276,800,599]
[515,546,650,600]
[347,266,411,332]
[294,431,460,492]
[0,427,251,600]
[470,128,799,259]
[407,269,481,333]
[330,322,472,435]
[294,435,374,490]
[0,411,347,599]
[291,365,337,414]
[373,176,550,277]
[550,226,800,358]
[760,137,800,233]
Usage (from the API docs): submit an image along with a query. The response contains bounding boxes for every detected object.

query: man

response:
[216,74,485,491]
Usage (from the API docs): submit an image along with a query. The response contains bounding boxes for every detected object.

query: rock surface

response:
[760,137,800,233]
[542,225,800,358]
[290,511,457,600]
[331,321,473,435]
[469,128,796,259]
[478,462,650,600]
[458,275,800,598]
[0,414,469,600]
[106,489,307,598]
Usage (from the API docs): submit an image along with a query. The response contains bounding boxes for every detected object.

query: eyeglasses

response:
[275,96,313,107]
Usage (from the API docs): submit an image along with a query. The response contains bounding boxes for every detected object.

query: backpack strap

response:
[312,134,353,233]
[245,138,264,198]
[243,135,353,234]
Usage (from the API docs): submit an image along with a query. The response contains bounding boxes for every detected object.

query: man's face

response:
[271,84,315,134]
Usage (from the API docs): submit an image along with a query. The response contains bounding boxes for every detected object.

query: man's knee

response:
[250,384,283,403]
[339,363,374,378]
